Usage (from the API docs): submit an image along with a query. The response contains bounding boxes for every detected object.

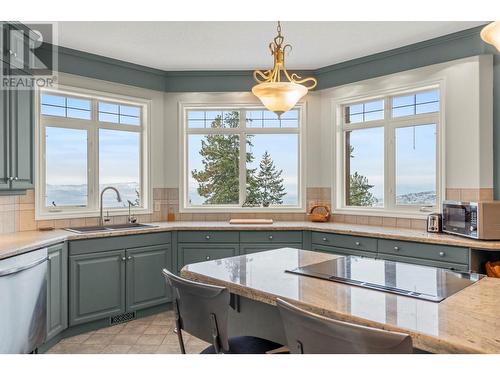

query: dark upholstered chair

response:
[277,298,413,354]
[162,269,282,354]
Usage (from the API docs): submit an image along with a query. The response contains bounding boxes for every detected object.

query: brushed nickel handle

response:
[7,176,14,181]
[205,255,211,260]
[394,246,399,251]
[355,241,361,246]
[205,235,211,240]
[13,177,18,181]
[121,256,126,261]
[127,256,132,260]
[268,235,273,240]
[439,251,445,257]
[322,237,327,242]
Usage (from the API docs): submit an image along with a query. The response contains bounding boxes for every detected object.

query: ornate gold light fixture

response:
[252,22,317,117]
[481,21,500,52]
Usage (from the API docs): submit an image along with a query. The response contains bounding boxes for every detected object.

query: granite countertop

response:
[181,248,500,354]
[2,220,500,260]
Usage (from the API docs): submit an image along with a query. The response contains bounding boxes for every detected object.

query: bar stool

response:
[162,269,282,354]
[277,298,413,354]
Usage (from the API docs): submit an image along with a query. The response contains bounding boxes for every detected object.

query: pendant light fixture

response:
[480,21,500,52]
[252,21,317,117]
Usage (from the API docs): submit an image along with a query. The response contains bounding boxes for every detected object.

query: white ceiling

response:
[56,21,485,71]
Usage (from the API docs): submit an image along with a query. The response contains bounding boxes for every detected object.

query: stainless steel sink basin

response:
[65,223,158,234]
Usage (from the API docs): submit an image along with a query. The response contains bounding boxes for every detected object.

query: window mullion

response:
[88,100,99,212]
[239,110,247,207]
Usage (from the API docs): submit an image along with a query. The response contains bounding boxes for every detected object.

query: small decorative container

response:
[307,204,331,222]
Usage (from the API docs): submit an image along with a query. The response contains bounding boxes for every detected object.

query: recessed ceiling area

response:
[56,21,485,71]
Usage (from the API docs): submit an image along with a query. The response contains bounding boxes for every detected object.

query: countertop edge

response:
[2,221,500,260]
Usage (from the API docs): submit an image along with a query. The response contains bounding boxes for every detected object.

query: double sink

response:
[65,223,158,234]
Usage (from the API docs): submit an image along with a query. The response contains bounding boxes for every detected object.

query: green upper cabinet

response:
[0,23,34,193]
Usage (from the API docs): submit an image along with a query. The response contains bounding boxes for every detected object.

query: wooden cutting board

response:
[229,219,274,225]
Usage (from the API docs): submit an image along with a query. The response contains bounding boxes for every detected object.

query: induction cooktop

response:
[286,256,484,302]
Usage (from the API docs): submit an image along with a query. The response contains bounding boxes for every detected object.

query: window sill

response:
[35,208,152,221]
[333,208,436,220]
[179,207,306,214]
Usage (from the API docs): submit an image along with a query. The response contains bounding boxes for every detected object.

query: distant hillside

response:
[396,191,436,205]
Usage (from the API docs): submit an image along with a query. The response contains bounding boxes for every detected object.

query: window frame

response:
[179,102,306,213]
[333,82,445,218]
[35,85,151,220]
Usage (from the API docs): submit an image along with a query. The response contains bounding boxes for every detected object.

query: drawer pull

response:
[439,251,445,257]
[322,237,328,242]
[394,246,399,251]
[121,256,126,261]
[268,235,273,240]
[127,256,132,260]
[205,256,211,260]
[355,241,361,246]
[205,235,211,240]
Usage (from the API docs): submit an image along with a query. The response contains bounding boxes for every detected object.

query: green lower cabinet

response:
[126,244,172,311]
[376,253,469,272]
[69,249,126,326]
[177,243,239,271]
[46,243,68,341]
[240,243,301,255]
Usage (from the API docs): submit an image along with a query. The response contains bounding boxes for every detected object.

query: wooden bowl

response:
[307,204,331,222]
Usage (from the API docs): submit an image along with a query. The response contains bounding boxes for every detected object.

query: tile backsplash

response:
[0,187,494,234]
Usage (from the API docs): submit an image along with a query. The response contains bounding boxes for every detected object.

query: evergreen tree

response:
[191,112,259,204]
[348,145,376,206]
[255,151,286,207]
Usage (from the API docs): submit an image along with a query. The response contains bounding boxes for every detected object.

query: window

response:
[337,87,441,215]
[37,88,149,218]
[182,106,303,210]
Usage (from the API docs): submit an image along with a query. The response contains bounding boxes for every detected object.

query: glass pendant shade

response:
[252,82,307,116]
[252,22,317,117]
[481,22,500,52]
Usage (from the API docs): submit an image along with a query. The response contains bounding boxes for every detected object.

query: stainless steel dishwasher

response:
[0,248,48,353]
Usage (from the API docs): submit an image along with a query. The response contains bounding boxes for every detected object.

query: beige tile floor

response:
[46,310,210,354]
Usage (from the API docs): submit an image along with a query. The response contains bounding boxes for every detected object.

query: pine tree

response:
[255,151,286,207]
[348,145,376,206]
[191,112,259,204]
[349,172,375,206]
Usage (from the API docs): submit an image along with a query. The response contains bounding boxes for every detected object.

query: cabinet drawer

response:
[69,232,171,255]
[312,232,377,253]
[240,231,302,243]
[312,244,376,259]
[377,253,469,272]
[177,231,239,243]
[377,239,469,265]
[178,244,239,271]
[240,243,300,255]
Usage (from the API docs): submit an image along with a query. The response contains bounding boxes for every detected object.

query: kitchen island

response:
[181,248,500,354]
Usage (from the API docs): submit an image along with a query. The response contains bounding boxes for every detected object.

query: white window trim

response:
[179,102,306,213]
[35,84,152,220]
[332,80,446,219]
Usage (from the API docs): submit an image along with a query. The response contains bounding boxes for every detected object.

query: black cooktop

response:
[286,256,484,302]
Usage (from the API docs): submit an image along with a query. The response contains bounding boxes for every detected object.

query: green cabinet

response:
[69,249,126,326]
[0,23,34,193]
[46,243,68,341]
[239,230,302,255]
[311,244,376,258]
[177,243,239,272]
[126,244,172,311]
[68,233,173,326]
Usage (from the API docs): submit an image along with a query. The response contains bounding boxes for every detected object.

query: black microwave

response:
[442,201,478,239]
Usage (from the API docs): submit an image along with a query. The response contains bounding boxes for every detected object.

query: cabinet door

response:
[8,86,33,190]
[69,250,126,326]
[240,243,301,255]
[46,243,68,341]
[126,244,172,311]
[177,243,239,272]
[0,88,9,189]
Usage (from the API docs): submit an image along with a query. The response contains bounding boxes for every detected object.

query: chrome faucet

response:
[99,186,122,226]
